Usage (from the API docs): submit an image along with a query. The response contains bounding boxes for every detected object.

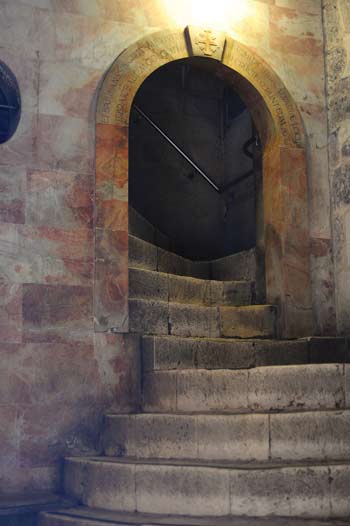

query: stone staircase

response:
[40,235,350,526]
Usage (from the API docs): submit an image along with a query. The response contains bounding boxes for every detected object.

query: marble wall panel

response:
[22,283,93,344]
[36,114,94,173]
[26,170,94,229]
[269,5,323,57]
[39,61,103,119]
[94,332,141,412]
[0,283,22,344]
[0,165,26,224]
[0,405,19,479]
[0,113,37,168]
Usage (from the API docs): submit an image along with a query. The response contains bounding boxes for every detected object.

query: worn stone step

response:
[129,235,256,281]
[142,364,348,413]
[129,299,277,338]
[129,234,210,278]
[142,336,350,371]
[63,456,350,518]
[102,409,350,463]
[39,507,350,526]
[129,267,254,306]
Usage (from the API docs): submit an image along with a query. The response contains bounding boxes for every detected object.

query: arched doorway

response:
[94,27,312,339]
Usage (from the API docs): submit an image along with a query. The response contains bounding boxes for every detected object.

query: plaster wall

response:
[323,0,350,334]
[0,0,335,494]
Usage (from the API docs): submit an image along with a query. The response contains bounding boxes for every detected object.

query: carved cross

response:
[195,30,220,56]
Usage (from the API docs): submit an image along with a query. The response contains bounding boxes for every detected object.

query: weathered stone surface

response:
[142,371,177,412]
[270,410,350,461]
[64,458,136,512]
[169,304,219,338]
[135,463,230,516]
[229,465,330,517]
[129,235,157,272]
[248,364,345,412]
[176,370,249,413]
[211,249,257,281]
[220,305,277,338]
[129,299,168,335]
[103,414,197,460]
[129,268,168,302]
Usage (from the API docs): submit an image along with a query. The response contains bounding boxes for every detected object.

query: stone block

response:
[220,305,277,338]
[168,274,211,305]
[129,268,168,301]
[169,304,219,338]
[222,280,254,306]
[270,410,350,461]
[128,235,157,271]
[135,463,230,516]
[211,248,256,281]
[196,339,255,370]
[197,414,269,462]
[157,247,192,276]
[0,282,22,344]
[103,414,197,459]
[229,465,330,517]
[248,364,345,412]
[142,372,177,412]
[64,458,136,512]
[176,370,249,413]
[129,299,168,335]
[329,464,350,517]
[142,335,196,371]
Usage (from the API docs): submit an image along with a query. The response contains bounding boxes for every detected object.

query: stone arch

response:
[94,27,312,338]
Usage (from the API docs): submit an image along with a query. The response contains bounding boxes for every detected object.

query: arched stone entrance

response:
[94,27,312,339]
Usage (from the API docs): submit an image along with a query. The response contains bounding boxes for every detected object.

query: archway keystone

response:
[95,28,313,338]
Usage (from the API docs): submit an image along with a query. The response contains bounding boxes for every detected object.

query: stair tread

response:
[105,407,350,417]
[130,299,273,309]
[65,455,350,471]
[40,507,350,526]
[129,266,253,284]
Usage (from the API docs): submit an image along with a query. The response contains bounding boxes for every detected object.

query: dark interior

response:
[129,57,261,261]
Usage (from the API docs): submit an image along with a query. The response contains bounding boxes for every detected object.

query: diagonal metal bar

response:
[133,104,220,193]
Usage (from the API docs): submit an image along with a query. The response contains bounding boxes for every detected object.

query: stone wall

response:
[0,0,336,493]
[323,0,350,334]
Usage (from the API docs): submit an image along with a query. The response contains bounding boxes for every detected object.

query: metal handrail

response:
[133,105,257,195]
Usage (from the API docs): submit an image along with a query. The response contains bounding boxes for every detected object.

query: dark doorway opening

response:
[129,57,262,262]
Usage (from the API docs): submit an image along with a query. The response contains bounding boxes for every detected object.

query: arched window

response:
[0,61,21,144]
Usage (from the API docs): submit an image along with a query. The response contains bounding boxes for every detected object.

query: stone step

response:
[142,335,349,371]
[129,267,254,306]
[129,235,256,281]
[39,507,350,526]
[129,234,210,278]
[129,299,277,338]
[102,410,350,463]
[142,364,348,413]
[63,456,350,518]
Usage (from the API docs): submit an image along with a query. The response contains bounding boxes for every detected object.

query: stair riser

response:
[129,235,210,278]
[129,235,256,282]
[64,459,350,518]
[142,336,308,371]
[142,364,347,413]
[102,411,350,463]
[129,300,277,338]
[129,268,254,307]
[40,517,110,526]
